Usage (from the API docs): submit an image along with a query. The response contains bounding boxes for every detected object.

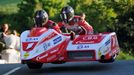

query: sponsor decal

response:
[47,32,57,39]
[83,35,98,40]
[39,32,57,44]
[22,42,38,51]
[36,53,48,60]
[43,42,51,50]
[24,52,29,58]
[111,35,118,50]
[103,47,110,54]
[75,41,94,44]
[59,57,64,61]
[72,35,104,44]
[111,36,116,47]
[77,44,90,49]
[47,55,56,61]
[105,39,110,46]
[26,37,38,42]
[50,50,58,54]
[34,49,40,54]
[26,43,34,50]
[53,36,62,44]
[35,49,39,53]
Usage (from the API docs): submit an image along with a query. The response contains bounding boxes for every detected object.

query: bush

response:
[117,50,134,60]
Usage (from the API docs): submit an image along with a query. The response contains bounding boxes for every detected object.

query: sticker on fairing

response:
[53,36,62,44]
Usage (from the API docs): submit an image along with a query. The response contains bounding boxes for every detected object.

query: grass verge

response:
[117,51,134,60]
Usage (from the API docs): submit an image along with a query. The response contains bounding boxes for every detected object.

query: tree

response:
[103,0,134,53]
[68,0,134,53]
[116,6,134,53]
[41,0,69,21]
[16,0,69,32]
[17,0,40,31]
[68,0,117,32]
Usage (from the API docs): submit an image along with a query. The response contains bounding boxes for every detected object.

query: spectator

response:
[13,30,20,36]
[1,23,10,35]
[0,23,20,50]
[0,23,10,52]
[0,23,20,63]
[3,33,20,50]
[80,13,86,20]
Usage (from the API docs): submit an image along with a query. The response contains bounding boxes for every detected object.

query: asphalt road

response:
[1,60,134,75]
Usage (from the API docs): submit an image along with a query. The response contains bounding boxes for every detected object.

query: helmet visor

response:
[35,17,47,27]
[60,13,73,23]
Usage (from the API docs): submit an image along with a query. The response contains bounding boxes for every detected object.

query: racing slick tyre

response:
[99,57,115,63]
[51,61,66,64]
[27,63,43,69]
[99,54,116,63]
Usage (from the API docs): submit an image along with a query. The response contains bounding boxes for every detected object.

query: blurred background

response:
[0,0,134,60]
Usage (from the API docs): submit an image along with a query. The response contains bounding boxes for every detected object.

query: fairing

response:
[21,28,120,63]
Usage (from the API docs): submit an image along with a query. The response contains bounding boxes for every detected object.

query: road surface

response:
[1,60,134,75]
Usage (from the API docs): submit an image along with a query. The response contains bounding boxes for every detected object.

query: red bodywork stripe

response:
[28,28,47,37]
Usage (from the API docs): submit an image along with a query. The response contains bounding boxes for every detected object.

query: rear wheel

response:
[99,57,115,63]
[51,61,66,64]
[27,63,43,69]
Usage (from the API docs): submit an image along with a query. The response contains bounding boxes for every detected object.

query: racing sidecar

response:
[20,27,120,69]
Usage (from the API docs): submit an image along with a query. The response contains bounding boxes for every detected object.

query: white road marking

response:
[2,67,21,75]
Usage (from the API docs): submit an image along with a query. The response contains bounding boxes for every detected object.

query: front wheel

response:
[27,63,43,69]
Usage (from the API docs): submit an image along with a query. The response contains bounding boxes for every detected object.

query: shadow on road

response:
[3,60,134,75]
[26,62,115,74]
